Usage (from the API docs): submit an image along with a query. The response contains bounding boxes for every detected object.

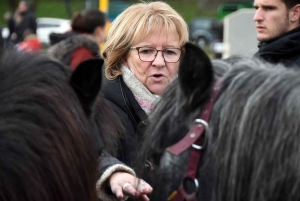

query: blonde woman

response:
[97,2,189,200]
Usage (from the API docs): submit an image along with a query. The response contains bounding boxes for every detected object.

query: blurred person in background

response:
[0,26,3,49]
[47,8,106,69]
[3,12,15,43]
[12,0,37,43]
[16,29,41,52]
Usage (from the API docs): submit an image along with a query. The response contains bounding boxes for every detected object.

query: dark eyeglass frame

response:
[130,46,182,63]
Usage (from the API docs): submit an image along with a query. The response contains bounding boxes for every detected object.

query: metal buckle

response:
[192,119,209,150]
[182,177,199,194]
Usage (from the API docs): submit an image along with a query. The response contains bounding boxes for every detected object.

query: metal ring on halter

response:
[194,178,199,190]
[195,119,209,129]
[182,177,200,194]
[192,119,209,150]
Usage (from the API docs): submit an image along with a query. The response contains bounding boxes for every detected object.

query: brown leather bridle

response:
[167,77,224,201]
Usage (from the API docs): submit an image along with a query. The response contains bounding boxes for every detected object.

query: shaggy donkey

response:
[136,43,300,201]
[0,49,108,201]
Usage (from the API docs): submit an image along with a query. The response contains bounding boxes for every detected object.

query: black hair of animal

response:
[70,58,104,117]
[0,49,99,201]
[179,43,214,113]
[69,58,122,156]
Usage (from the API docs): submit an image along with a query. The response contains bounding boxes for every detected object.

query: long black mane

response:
[136,43,300,201]
[0,49,102,201]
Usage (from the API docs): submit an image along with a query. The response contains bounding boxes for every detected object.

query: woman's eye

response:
[140,49,155,54]
[165,50,176,55]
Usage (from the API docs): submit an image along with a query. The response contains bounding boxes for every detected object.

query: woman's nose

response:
[152,51,165,66]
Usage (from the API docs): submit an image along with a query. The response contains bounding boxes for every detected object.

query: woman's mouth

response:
[151,74,165,81]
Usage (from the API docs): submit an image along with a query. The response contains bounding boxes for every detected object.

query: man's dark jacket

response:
[254,26,300,67]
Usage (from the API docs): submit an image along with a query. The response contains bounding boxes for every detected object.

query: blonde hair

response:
[102,1,189,79]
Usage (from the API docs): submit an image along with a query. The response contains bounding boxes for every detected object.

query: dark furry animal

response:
[0,50,104,201]
[136,43,300,201]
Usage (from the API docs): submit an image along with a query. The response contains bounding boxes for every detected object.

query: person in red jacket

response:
[17,29,41,52]
[47,8,107,69]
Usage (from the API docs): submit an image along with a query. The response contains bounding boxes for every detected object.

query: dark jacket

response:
[96,75,149,201]
[49,31,79,45]
[254,26,300,67]
[101,75,148,166]
[14,10,37,42]
[0,27,3,48]
[6,17,15,40]
[98,76,147,200]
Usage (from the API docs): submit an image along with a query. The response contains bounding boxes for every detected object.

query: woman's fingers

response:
[111,185,124,199]
[122,182,139,196]
[109,172,152,200]
[137,180,152,194]
[138,194,150,201]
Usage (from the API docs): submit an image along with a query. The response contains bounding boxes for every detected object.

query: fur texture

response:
[47,34,100,66]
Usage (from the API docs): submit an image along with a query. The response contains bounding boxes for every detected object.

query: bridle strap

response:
[167,77,224,155]
[168,77,225,201]
[172,135,204,201]
[167,123,205,156]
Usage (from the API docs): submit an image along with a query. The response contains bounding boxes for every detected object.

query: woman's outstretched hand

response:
[109,172,153,201]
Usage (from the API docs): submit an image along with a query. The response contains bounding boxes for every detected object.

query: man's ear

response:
[70,58,104,117]
[290,4,300,22]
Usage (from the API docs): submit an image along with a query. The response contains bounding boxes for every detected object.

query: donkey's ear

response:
[70,58,104,117]
[179,43,214,108]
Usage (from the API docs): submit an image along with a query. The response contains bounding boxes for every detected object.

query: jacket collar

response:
[102,76,147,126]
[257,26,300,56]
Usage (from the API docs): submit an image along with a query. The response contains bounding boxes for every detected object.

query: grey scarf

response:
[121,65,160,114]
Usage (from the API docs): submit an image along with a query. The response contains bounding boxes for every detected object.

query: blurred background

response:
[0,0,258,58]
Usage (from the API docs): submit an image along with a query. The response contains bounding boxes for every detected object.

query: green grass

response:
[35,1,85,19]
[0,0,10,26]
[168,0,216,23]
[0,0,217,26]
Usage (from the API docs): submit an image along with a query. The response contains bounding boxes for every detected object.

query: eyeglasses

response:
[130,46,182,63]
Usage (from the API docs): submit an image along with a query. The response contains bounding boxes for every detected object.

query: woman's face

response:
[123,29,181,95]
